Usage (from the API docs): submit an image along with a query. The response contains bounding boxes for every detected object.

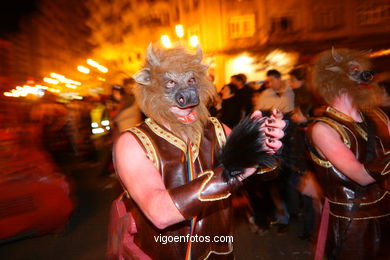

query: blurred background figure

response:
[0,98,74,243]
[218,83,241,128]
[231,73,254,118]
[378,79,390,116]
[30,93,73,162]
[251,69,295,234]
[289,67,312,124]
[286,66,319,241]
[254,69,295,114]
[90,95,112,175]
[110,78,142,138]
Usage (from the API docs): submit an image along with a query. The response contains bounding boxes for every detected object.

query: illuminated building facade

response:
[173,0,390,87]
[2,0,390,95]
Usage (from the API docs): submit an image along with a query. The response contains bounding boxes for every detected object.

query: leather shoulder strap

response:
[311,117,351,148]
[307,117,351,168]
[209,117,227,149]
[127,126,160,171]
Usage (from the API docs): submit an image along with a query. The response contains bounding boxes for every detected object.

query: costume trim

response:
[256,165,278,174]
[325,107,355,122]
[326,106,354,122]
[353,123,368,141]
[209,117,226,148]
[326,106,367,140]
[310,117,351,168]
[310,151,333,168]
[145,118,201,161]
[198,171,231,202]
[329,210,390,220]
[328,191,389,206]
[374,107,389,125]
[201,244,234,260]
[382,161,390,175]
[313,117,351,148]
[127,127,160,171]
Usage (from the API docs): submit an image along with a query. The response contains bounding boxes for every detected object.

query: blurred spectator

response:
[218,83,241,128]
[254,69,295,113]
[231,73,254,117]
[208,92,223,119]
[90,95,112,175]
[289,67,313,124]
[111,78,142,137]
[287,66,318,240]
[0,99,74,242]
[252,69,295,233]
[378,80,390,116]
[30,93,72,161]
[251,85,266,112]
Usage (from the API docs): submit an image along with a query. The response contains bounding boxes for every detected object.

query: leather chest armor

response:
[126,117,233,260]
[307,106,390,259]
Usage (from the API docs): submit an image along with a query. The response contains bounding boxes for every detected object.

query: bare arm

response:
[311,122,375,186]
[113,132,185,229]
[114,111,285,229]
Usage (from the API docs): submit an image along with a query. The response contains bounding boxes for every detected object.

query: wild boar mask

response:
[133,43,216,143]
[312,47,379,110]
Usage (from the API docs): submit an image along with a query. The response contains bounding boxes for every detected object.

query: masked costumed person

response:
[107,44,286,260]
[306,48,390,260]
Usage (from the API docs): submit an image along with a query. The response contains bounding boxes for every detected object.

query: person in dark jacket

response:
[220,83,241,129]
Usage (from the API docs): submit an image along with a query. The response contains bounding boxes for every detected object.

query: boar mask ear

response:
[147,43,160,66]
[132,68,151,86]
[325,65,343,73]
[194,45,203,63]
[332,46,343,63]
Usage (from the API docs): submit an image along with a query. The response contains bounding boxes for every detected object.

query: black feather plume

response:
[219,116,278,182]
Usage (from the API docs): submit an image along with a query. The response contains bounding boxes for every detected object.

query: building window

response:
[229,14,256,39]
[139,12,170,27]
[270,16,294,34]
[357,4,390,26]
[312,8,343,31]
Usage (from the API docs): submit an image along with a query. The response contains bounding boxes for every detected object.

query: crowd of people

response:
[209,68,315,238]
[104,44,389,260]
[207,57,389,259]
[3,45,388,260]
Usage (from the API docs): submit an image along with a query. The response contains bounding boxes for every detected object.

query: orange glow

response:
[370,49,390,58]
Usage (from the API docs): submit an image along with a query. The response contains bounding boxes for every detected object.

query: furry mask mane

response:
[312,47,379,110]
[133,43,216,142]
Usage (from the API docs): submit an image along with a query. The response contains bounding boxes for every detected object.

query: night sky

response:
[0,0,37,37]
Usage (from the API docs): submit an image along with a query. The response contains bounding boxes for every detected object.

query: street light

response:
[189,35,199,47]
[77,65,90,74]
[43,77,59,84]
[97,65,108,73]
[86,59,100,67]
[175,25,184,38]
[161,35,172,48]
[65,83,77,89]
[86,59,108,73]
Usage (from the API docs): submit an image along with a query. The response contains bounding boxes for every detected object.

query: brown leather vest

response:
[307,106,390,259]
[126,118,233,260]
